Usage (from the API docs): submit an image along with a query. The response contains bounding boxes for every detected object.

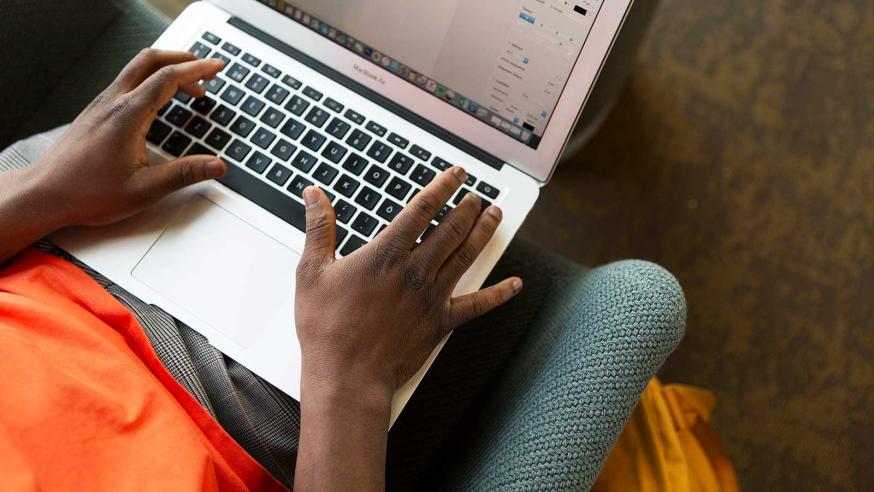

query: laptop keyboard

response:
[147,31,502,256]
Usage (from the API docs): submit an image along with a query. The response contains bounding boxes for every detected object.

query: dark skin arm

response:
[0,49,228,264]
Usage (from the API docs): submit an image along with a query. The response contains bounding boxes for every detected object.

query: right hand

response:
[294,166,522,400]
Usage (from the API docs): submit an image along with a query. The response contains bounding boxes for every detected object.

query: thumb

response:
[138,155,227,198]
[300,186,337,268]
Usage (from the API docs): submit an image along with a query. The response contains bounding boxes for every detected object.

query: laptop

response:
[52,0,632,424]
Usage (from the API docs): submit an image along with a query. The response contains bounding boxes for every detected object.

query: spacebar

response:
[217,164,307,232]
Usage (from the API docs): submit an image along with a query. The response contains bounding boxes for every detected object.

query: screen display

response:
[256,0,603,149]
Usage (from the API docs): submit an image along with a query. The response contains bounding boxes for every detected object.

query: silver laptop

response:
[52,0,632,424]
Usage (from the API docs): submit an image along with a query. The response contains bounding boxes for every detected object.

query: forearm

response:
[294,365,393,491]
[0,164,67,264]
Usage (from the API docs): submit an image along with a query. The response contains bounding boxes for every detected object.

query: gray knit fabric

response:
[1,2,687,489]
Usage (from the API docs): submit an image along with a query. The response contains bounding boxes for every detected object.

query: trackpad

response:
[132,195,299,348]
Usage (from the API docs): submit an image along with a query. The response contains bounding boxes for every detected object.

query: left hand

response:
[26,49,228,227]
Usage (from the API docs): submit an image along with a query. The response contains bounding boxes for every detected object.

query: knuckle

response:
[411,195,438,220]
[372,240,403,269]
[295,255,323,281]
[444,218,469,242]
[403,264,428,292]
[176,160,196,188]
[156,65,179,84]
[137,47,158,60]
[454,244,478,269]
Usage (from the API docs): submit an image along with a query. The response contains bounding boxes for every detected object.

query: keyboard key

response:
[326,118,351,140]
[185,142,213,156]
[221,85,245,105]
[366,141,393,163]
[162,131,191,156]
[451,188,490,211]
[204,128,232,150]
[189,41,211,58]
[246,151,272,174]
[334,200,357,223]
[365,121,387,137]
[251,127,276,149]
[241,96,266,116]
[335,226,349,248]
[302,86,323,101]
[387,153,414,175]
[211,52,231,65]
[227,63,250,83]
[203,76,226,94]
[352,212,379,237]
[346,129,372,151]
[363,165,390,188]
[410,164,436,186]
[376,198,402,222]
[431,156,452,171]
[340,235,367,256]
[285,95,310,116]
[147,119,172,144]
[288,175,313,197]
[218,164,306,232]
[265,84,290,105]
[344,109,365,125]
[270,139,297,161]
[245,74,270,94]
[210,105,237,126]
[202,31,221,45]
[321,141,348,163]
[342,153,369,175]
[464,173,477,187]
[261,63,281,78]
[174,91,193,104]
[280,117,306,140]
[323,97,344,113]
[301,130,327,152]
[225,139,252,163]
[230,115,256,137]
[305,107,330,128]
[191,96,217,115]
[166,105,192,127]
[385,177,411,201]
[387,132,409,149]
[333,175,360,197]
[354,186,381,210]
[260,107,286,128]
[313,163,339,185]
[477,181,499,199]
[221,42,241,56]
[410,144,431,162]
[241,53,261,67]
[266,163,293,186]
[158,102,171,116]
[282,75,302,90]
[185,116,212,138]
[291,150,318,172]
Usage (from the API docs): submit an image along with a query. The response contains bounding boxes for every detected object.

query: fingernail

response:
[303,186,321,209]
[205,159,226,179]
[511,278,523,294]
[486,206,502,220]
[451,166,467,181]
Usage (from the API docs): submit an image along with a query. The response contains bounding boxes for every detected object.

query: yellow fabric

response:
[593,378,739,492]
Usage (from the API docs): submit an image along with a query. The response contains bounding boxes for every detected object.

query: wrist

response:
[17,160,75,230]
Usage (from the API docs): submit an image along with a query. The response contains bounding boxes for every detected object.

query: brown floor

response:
[151,1,874,489]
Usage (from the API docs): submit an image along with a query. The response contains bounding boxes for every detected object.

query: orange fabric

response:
[0,249,286,492]
[593,378,739,492]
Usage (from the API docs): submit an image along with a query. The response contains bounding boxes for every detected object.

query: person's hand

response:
[26,49,228,227]
[295,167,522,399]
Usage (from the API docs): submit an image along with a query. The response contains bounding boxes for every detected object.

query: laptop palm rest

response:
[132,194,300,349]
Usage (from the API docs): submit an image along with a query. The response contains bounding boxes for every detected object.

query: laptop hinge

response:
[228,17,505,172]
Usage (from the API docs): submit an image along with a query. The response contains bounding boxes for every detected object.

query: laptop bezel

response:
[207,0,633,184]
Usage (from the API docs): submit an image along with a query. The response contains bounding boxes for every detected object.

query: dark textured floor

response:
[152,1,873,489]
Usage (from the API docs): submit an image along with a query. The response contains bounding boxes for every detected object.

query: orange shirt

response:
[0,249,286,491]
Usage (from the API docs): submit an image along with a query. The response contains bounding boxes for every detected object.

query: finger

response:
[133,155,227,200]
[299,187,337,271]
[112,48,199,92]
[447,277,523,329]
[379,166,466,250]
[413,192,481,271]
[180,81,207,99]
[129,58,225,117]
[436,206,503,293]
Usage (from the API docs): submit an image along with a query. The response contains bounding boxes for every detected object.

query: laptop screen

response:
[255,0,604,150]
